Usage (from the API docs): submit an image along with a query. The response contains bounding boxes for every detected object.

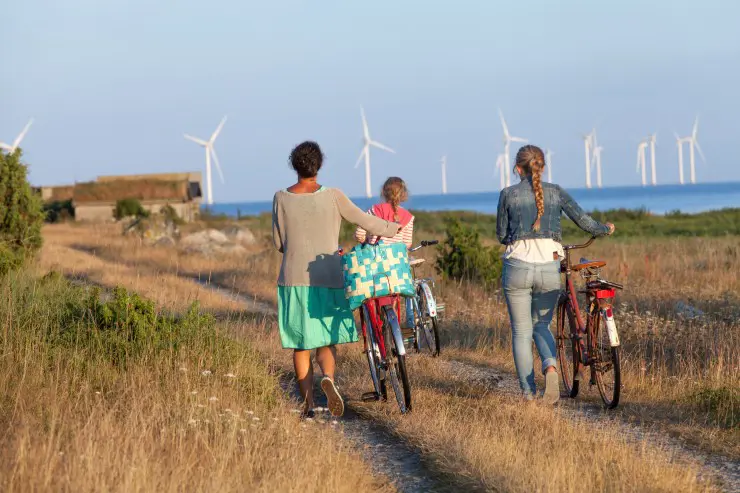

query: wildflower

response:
[190,391,198,395]
[252,417,260,422]
[201,370,212,377]
[188,419,197,426]
[224,373,236,378]
[95,391,101,395]
[245,410,254,415]
[209,396,218,402]
[331,420,338,426]
[240,429,247,433]
[197,404,206,409]
[179,367,187,373]
[224,408,232,413]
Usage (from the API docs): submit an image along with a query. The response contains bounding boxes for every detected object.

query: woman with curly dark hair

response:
[272,141,400,419]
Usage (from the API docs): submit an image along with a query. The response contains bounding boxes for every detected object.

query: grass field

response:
[22,212,739,492]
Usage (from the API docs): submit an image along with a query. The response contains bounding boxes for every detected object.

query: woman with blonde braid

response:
[497,145,615,403]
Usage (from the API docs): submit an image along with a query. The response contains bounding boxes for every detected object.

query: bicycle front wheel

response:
[592,312,621,409]
[381,305,412,413]
[556,296,579,398]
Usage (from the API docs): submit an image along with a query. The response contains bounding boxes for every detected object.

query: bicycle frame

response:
[561,237,596,371]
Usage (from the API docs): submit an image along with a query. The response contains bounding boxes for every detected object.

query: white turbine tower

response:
[582,129,596,188]
[355,106,395,198]
[637,140,648,186]
[648,133,657,186]
[592,143,604,189]
[495,153,506,191]
[545,149,553,183]
[441,155,448,195]
[674,132,688,185]
[676,117,705,185]
[184,116,227,206]
[0,119,34,154]
[499,109,527,187]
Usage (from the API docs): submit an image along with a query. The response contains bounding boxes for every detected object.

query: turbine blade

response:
[694,140,706,163]
[360,106,369,140]
[210,116,227,143]
[370,141,395,154]
[184,134,208,146]
[510,136,528,144]
[355,146,367,168]
[498,109,510,138]
[692,116,699,139]
[674,132,681,142]
[0,143,11,151]
[11,118,34,150]
[210,146,225,183]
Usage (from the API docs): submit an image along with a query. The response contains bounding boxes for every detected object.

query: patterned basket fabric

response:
[342,242,414,310]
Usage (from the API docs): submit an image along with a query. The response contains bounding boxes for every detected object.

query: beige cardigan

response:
[272,187,399,288]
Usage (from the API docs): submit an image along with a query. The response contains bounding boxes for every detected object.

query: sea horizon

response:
[206,181,740,217]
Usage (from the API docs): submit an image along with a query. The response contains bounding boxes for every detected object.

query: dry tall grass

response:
[2,232,389,492]
[36,223,736,491]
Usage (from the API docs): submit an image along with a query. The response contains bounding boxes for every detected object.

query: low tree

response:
[435,218,502,287]
[114,198,149,221]
[0,149,44,275]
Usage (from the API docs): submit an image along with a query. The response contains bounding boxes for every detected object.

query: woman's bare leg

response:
[293,350,314,411]
[316,345,337,380]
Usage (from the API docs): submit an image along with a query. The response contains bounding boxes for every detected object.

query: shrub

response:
[114,198,150,221]
[161,204,184,226]
[436,219,502,286]
[0,149,44,275]
[689,385,739,429]
[43,199,75,223]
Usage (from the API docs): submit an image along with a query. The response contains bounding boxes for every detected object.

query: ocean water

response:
[208,181,740,217]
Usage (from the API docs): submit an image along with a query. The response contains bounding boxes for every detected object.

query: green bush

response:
[161,204,184,226]
[57,285,215,365]
[114,198,150,221]
[0,149,44,275]
[436,219,502,286]
[43,199,75,223]
[689,385,739,429]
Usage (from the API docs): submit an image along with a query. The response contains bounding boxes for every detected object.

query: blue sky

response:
[2,1,739,202]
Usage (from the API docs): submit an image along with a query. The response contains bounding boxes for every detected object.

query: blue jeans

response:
[502,258,561,397]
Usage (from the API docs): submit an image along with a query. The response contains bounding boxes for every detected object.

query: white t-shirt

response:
[503,238,564,264]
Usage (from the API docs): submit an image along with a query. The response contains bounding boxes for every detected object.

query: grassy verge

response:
[0,270,387,492]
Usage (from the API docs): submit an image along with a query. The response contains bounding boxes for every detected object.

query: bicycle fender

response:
[420,282,437,317]
[384,307,407,356]
[602,308,620,347]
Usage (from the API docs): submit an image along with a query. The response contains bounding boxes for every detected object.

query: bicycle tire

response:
[362,305,383,399]
[417,288,441,356]
[592,313,621,409]
[556,297,580,398]
[381,305,412,413]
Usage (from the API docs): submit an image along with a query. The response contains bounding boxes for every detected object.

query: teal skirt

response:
[277,286,359,350]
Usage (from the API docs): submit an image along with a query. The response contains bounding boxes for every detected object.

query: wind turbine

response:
[499,109,527,187]
[355,106,395,198]
[184,116,227,206]
[441,155,448,195]
[582,129,596,188]
[0,119,34,154]
[495,153,506,191]
[637,140,648,186]
[674,133,688,185]
[648,133,657,185]
[675,117,705,185]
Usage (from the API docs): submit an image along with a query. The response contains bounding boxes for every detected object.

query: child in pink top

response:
[355,177,416,327]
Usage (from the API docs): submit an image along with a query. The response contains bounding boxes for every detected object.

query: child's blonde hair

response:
[381,177,409,221]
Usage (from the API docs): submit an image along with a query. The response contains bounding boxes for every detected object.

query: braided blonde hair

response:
[515,145,546,231]
[381,177,409,221]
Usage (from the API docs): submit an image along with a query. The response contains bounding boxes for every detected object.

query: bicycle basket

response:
[342,242,415,310]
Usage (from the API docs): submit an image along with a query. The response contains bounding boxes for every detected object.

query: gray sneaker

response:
[543,372,560,405]
[321,377,345,417]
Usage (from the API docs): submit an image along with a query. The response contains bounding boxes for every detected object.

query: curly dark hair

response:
[289,141,323,178]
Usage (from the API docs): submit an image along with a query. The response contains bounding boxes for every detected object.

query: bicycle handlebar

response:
[562,236,596,251]
[409,240,439,252]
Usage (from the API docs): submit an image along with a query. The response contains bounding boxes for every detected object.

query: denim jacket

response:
[496,179,610,245]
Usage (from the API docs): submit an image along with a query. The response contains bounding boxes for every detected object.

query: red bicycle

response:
[556,237,624,409]
[358,294,412,414]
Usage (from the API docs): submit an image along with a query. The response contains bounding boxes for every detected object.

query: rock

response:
[181,229,229,248]
[154,236,176,248]
[224,226,257,246]
[216,244,248,256]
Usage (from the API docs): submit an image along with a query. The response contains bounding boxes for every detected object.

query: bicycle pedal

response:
[361,392,380,402]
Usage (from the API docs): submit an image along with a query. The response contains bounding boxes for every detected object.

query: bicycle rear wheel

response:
[556,297,580,398]
[362,304,384,400]
[417,288,441,356]
[381,305,412,413]
[592,313,621,409]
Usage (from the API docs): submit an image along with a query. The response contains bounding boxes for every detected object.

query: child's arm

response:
[354,208,374,243]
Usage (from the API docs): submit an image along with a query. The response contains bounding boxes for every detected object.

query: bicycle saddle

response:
[409,257,426,267]
[572,258,606,271]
